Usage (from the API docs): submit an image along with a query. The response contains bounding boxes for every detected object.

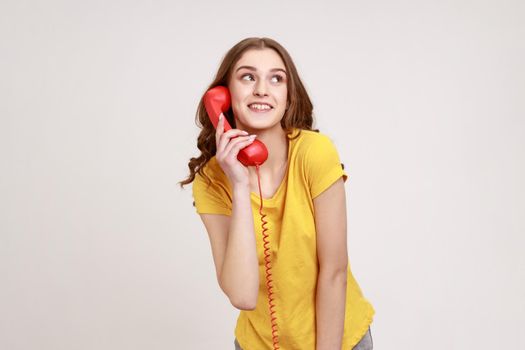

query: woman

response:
[180,37,375,350]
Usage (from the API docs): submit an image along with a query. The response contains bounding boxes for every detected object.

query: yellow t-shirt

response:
[192,128,375,349]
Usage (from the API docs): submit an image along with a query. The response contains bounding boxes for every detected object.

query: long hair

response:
[179,37,321,188]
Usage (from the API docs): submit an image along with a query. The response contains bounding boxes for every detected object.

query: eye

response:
[241,73,254,81]
[271,74,284,83]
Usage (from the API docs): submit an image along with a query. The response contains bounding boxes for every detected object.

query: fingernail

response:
[242,130,249,135]
[219,113,223,121]
[249,134,257,139]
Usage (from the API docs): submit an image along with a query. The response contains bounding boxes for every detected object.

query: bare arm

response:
[314,177,348,350]
[199,183,259,310]
[220,182,259,308]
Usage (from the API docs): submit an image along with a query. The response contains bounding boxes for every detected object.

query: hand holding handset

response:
[204,85,280,349]
[204,86,268,167]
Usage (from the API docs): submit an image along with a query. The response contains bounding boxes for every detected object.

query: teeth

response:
[249,103,272,110]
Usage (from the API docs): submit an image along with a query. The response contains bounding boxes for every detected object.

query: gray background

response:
[1,0,524,349]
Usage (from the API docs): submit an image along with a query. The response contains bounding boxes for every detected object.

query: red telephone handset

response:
[204,86,268,167]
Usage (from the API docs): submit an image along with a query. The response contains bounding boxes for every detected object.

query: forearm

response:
[316,269,347,350]
[220,183,259,309]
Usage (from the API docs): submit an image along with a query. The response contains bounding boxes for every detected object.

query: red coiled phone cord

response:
[255,164,280,350]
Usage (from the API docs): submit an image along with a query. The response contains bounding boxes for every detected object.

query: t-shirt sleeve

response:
[304,133,348,199]
[192,170,232,216]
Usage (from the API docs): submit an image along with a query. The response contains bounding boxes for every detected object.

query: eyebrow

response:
[235,65,287,75]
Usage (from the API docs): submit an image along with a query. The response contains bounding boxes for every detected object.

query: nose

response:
[253,79,268,97]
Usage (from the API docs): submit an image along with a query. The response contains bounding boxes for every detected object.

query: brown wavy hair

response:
[178,37,322,189]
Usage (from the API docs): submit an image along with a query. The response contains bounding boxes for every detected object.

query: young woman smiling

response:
[180,37,375,350]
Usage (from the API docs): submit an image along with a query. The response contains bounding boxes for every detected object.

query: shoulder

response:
[197,156,223,178]
[293,129,343,159]
[192,156,233,215]
[292,129,348,198]
[193,156,230,190]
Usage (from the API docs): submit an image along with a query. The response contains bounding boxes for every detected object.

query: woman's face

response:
[228,48,288,133]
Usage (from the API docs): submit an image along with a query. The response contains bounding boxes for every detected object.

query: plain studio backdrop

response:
[1,0,524,349]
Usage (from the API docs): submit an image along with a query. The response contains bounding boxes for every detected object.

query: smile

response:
[248,103,273,112]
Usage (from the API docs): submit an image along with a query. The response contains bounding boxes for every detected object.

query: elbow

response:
[319,264,348,283]
[229,283,258,310]
[229,291,258,310]
[219,272,259,310]
[228,286,258,310]
[231,297,257,311]
[220,280,258,311]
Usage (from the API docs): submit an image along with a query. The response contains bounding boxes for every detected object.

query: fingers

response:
[223,134,257,158]
[215,113,251,154]
[215,113,224,145]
